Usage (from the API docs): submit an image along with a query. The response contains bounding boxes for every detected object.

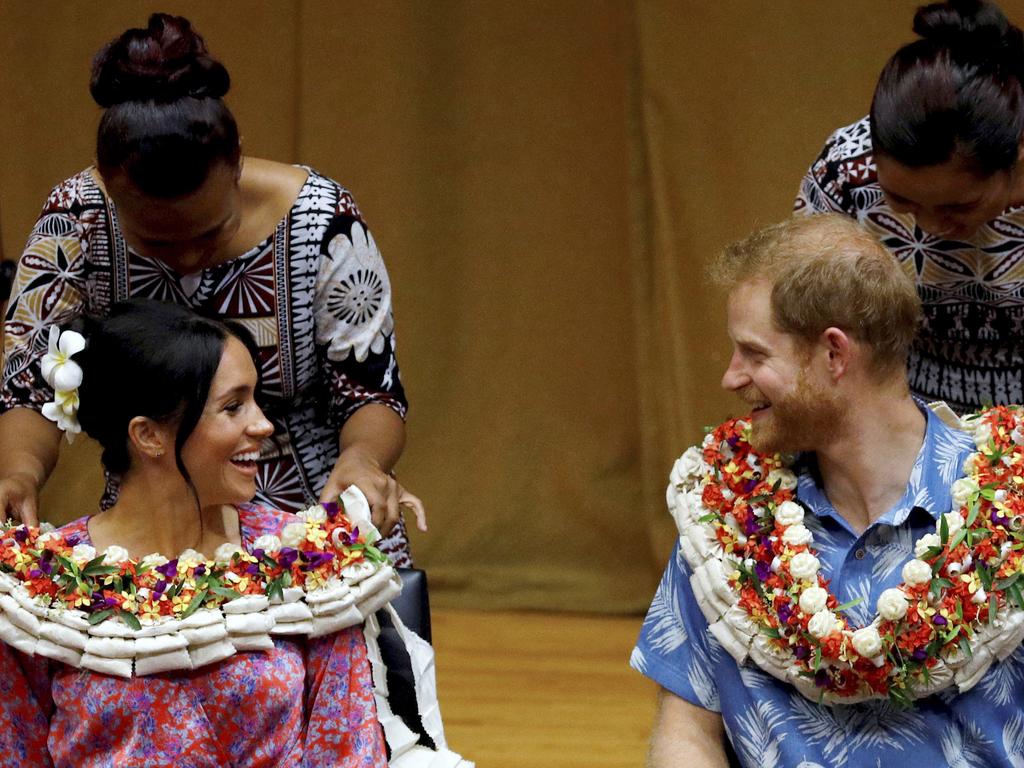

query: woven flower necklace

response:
[670,405,1024,707]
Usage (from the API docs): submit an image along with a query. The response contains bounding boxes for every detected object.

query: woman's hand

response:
[319,444,427,535]
[0,408,62,527]
[0,472,40,527]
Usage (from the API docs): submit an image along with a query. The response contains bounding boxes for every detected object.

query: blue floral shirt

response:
[632,407,1024,768]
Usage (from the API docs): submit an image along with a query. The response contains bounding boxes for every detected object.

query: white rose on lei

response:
[973,419,993,450]
[178,548,206,565]
[799,586,829,615]
[213,542,243,565]
[902,559,933,585]
[950,477,980,509]
[938,511,965,537]
[789,552,821,581]
[781,523,813,547]
[297,504,327,524]
[808,609,838,639]
[774,501,804,526]
[914,533,941,559]
[101,545,130,565]
[877,588,909,621]
[963,453,979,475]
[140,553,169,569]
[851,626,883,658]
[252,534,282,554]
[71,543,96,562]
[281,522,307,548]
[766,469,798,492]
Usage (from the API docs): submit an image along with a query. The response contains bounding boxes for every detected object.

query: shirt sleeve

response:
[0,643,54,766]
[630,541,726,713]
[1,184,89,416]
[793,125,863,218]
[303,626,388,767]
[312,210,408,429]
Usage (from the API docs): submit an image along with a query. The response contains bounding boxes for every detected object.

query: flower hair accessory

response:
[40,326,85,443]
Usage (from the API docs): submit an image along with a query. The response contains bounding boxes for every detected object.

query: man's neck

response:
[814,390,926,535]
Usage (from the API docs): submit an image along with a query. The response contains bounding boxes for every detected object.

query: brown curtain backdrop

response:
[4,1,1022,612]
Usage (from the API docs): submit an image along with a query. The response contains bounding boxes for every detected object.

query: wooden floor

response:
[430,609,658,767]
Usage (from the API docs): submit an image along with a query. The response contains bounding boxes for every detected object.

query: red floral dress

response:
[0,504,387,768]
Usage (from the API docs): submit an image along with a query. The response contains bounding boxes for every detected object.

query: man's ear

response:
[126,416,172,460]
[821,327,852,380]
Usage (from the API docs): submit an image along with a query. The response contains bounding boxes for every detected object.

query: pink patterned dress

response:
[0,504,387,768]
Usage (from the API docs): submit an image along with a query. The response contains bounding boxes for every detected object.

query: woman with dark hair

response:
[797,0,1024,413]
[0,298,397,765]
[0,14,424,566]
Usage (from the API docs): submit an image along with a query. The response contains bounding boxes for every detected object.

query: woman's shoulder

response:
[237,502,299,540]
[814,115,873,164]
[40,169,107,215]
[55,515,91,542]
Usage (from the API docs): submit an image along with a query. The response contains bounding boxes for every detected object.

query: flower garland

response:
[669,405,1024,707]
[0,486,401,677]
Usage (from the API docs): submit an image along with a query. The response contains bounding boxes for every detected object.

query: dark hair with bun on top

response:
[871,0,1024,173]
[91,13,240,198]
[71,300,262,490]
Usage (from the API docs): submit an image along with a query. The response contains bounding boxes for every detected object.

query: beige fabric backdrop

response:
[3,1,1019,612]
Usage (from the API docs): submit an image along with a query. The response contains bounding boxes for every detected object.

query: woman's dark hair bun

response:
[914,0,1023,61]
[90,13,230,107]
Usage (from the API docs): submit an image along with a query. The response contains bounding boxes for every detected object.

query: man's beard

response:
[742,368,843,454]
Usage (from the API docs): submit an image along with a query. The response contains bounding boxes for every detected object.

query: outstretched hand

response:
[318,445,426,536]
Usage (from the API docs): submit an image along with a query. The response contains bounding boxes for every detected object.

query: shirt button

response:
[854,548,866,560]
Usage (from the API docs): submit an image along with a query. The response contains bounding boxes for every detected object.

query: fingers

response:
[398,487,428,532]
[0,478,39,526]
[380,475,400,537]
[16,497,39,528]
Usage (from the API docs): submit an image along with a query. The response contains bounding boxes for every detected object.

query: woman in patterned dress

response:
[0,299,387,766]
[796,0,1024,414]
[0,14,424,566]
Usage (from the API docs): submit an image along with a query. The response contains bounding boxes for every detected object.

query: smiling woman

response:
[796,0,1024,414]
[0,299,391,765]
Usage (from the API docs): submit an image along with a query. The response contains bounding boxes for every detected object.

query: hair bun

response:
[914,0,1023,58]
[90,13,230,107]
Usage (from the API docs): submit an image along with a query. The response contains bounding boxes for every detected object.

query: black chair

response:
[376,568,436,749]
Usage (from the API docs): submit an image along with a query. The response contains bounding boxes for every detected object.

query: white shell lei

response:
[669,405,1024,706]
[0,487,401,677]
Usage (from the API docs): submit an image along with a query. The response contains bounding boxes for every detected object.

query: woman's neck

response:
[87,470,241,559]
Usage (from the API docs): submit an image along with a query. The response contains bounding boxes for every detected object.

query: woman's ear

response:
[126,416,171,460]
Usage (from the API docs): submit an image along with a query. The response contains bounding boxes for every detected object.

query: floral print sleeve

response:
[1,176,92,415]
[313,204,407,428]
[0,643,53,766]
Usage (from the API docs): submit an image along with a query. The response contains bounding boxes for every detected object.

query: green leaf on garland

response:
[697,513,718,523]
[813,645,822,672]
[980,488,997,501]
[87,609,113,625]
[948,530,967,552]
[989,594,998,625]
[834,597,864,613]
[119,610,142,631]
[996,573,1020,590]
[759,626,781,639]
[958,636,973,660]
[180,589,208,619]
[209,586,241,601]
[966,500,980,528]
